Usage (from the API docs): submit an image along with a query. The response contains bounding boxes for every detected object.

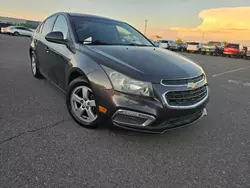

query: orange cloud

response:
[170,7,250,44]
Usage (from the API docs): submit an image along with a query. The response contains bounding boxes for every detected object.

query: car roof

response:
[55,12,120,22]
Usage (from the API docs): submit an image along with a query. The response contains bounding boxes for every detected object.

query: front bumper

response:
[170,46,179,50]
[95,84,209,133]
[187,49,199,52]
[224,52,238,55]
[201,48,216,52]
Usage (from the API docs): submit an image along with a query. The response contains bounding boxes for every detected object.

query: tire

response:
[66,77,99,129]
[14,32,19,36]
[31,51,43,78]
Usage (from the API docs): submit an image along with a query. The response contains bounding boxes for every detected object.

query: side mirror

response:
[45,31,68,45]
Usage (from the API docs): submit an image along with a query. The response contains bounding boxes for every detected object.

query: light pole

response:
[144,20,148,35]
[201,32,204,43]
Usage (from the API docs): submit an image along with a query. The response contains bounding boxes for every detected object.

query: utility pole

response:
[144,20,148,35]
[201,32,204,43]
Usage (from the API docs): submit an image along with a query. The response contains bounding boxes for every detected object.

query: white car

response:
[6,26,34,37]
[187,42,203,53]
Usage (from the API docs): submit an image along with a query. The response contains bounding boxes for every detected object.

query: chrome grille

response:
[165,85,207,107]
[161,75,204,86]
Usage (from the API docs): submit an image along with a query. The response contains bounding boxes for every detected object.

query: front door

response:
[47,15,72,91]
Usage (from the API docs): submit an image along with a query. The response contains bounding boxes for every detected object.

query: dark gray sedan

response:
[29,12,209,133]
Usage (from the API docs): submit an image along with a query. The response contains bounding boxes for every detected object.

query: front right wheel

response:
[66,78,99,129]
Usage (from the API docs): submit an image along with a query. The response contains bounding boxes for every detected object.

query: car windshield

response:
[189,42,199,45]
[71,16,153,47]
[208,42,220,46]
[226,44,239,48]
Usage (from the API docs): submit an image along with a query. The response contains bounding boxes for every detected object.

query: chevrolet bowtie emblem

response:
[187,82,197,89]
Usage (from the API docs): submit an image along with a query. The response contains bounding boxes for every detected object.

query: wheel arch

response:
[68,68,89,85]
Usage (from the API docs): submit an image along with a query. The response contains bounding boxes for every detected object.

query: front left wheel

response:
[66,78,99,129]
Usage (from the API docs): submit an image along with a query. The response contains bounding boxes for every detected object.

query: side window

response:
[24,27,31,31]
[41,16,57,36]
[52,15,69,39]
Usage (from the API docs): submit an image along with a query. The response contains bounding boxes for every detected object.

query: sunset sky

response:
[1,0,250,44]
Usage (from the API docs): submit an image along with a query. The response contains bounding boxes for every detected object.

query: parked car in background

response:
[6,26,34,36]
[223,43,244,58]
[169,41,179,51]
[187,42,203,53]
[158,40,174,49]
[243,46,247,55]
[158,40,169,49]
[148,39,160,47]
[201,41,224,56]
[243,46,250,60]
[0,23,11,34]
[30,12,209,133]
[176,42,187,52]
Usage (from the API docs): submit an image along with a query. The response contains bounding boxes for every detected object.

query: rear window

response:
[226,44,239,48]
[189,42,199,45]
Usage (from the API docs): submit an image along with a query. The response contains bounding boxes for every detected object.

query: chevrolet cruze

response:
[30,12,209,133]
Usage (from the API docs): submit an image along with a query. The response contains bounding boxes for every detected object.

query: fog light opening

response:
[112,110,155,127]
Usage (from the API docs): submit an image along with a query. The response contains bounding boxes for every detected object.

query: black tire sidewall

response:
[66,78,99,128]
[31,52,42,78]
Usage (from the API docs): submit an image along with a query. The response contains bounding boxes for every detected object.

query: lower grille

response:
[165,85,208,107]
[167,109,203,128]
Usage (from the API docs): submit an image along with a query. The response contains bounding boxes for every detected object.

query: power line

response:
[144,20,148,35]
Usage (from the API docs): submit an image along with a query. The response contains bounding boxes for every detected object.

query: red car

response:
[223,43,244,57]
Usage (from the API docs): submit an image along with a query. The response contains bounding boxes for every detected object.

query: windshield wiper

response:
[83,40,152,47]
[83,40,111,45]
[125,43,152,47]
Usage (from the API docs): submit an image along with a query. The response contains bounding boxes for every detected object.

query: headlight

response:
[102,66,154,97]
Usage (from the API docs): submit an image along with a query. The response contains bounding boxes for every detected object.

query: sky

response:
[1,0,250,44]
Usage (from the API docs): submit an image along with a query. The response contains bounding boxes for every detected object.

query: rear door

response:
[36,15,57,77]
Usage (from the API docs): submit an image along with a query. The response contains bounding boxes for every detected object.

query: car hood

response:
[86,46,203,83]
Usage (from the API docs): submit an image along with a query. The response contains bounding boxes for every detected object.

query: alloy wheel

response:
[70,86,97,124]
